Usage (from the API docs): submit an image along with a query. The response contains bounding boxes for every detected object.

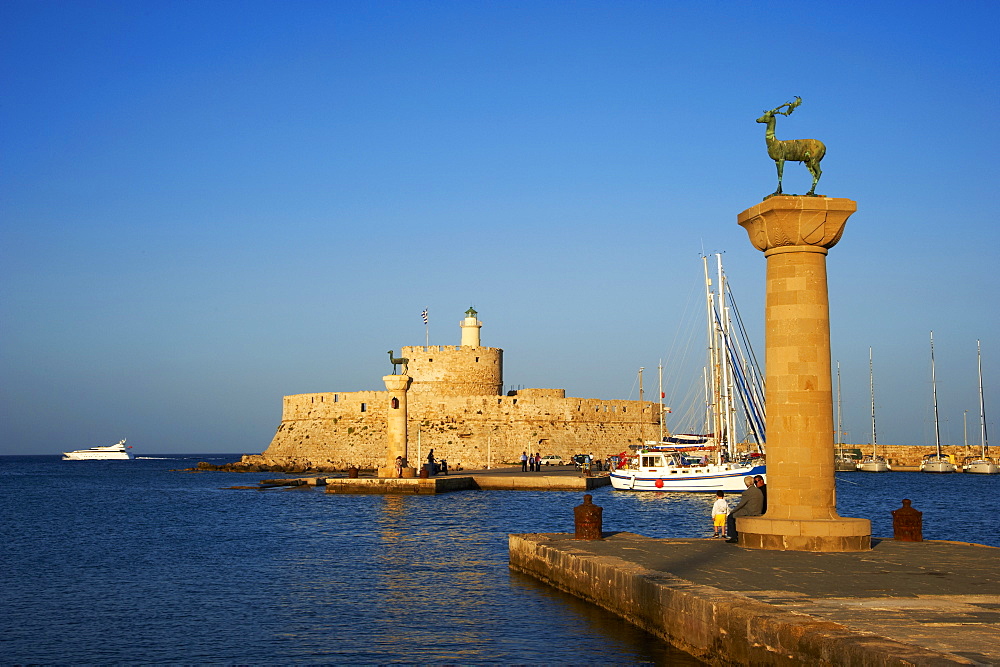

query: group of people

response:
[520,451,543,472]
[711,474,767,542]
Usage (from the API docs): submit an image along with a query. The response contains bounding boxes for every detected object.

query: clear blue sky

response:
[2,0,997,455]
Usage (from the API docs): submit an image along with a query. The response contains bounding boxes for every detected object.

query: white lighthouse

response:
[460,306,482,347]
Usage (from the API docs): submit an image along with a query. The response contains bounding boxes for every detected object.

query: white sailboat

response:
[857,348,891,472]
[963,340,999,474]
[921,331,958,473]
[610,254,766,492]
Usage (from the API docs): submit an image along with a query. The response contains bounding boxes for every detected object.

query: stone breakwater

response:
[196,459,362,474]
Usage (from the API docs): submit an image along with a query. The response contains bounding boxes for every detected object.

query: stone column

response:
[736,196,871,551]
[379,374,415,478]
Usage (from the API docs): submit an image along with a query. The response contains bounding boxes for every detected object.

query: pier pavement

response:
[510,532,1000,665]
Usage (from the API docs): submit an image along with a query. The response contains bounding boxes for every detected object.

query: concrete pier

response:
[325,467,611,494]
[510,532,999,665]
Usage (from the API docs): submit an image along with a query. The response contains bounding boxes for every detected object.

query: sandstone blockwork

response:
[240,315,660,470]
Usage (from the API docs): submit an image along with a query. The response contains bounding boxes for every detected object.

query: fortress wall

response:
[256,391,660,470]
[401,345,503,397]
[260,391,389,466]
[410,415,657,469]
[279,391,385,420]
[511,388,566,399]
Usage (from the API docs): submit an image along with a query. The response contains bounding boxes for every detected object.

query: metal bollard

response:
[574,494,603,540]
[892,498,922,541]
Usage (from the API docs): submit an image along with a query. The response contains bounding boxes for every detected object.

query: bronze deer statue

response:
[387,350,408,374]
[756,97,826,197]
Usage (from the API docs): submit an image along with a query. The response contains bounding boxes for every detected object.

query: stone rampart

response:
[253,390,659,470]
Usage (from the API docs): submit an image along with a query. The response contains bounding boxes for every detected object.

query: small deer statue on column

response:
[757,97,826,197]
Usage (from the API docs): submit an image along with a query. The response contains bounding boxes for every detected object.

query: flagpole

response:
[422,308,429,347]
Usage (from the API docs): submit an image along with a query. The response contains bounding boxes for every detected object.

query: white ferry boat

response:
[62,439,133,461]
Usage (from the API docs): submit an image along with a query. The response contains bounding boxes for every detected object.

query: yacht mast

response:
[931,331,942,457]
[658,361,664,443]
[638,367,645,444]
[836,361,843,457]
[717,254,736,458]
[869,347,878,458]
[703,256,721,460]
[979,340,989,456]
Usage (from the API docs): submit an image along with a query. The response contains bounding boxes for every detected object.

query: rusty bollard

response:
[574,494,603,540]
[892,498,923,541]
[347,467,359,479]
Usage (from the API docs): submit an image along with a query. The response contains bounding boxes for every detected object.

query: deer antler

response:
[772,96,803,116]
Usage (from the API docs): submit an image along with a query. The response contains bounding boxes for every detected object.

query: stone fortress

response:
[236,308,660,471]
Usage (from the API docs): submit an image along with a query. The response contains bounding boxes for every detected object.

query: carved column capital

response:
[383,375,412,392]
[738,196,856,255]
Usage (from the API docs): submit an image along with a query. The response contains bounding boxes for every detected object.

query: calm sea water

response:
[2,455,997,664]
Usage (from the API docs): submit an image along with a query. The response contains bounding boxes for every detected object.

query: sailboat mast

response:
[979,339,989,456]
[638,367,645,444]
[703,255,721,460]
[658,361,664,443]
[717,254,736,458]
[836,361,843,457]
[870,347,878,457]
[931,331,942,456]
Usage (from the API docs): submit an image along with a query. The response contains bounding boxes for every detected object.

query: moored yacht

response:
[920,453,957,473]
[921,332,957,473]
[62,439,133,461]
[964,340,998,474]
[857,348,891,472]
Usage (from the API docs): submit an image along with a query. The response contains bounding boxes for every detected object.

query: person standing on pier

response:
[534,452,541,471]
[712,491,729,538]
[521,451,528,472]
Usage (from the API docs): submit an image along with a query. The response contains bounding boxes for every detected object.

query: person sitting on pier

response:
[754,474,767,514]
[726,476,763,543]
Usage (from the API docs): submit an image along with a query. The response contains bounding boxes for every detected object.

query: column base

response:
[737,516,871,552]
[377,466,417,478]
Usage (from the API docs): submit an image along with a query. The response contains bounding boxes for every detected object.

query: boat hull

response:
[962,460,1000,474]
[609,463,765,492]
[62,451,133,461]
[920,458,957,473]
[857,460,891,472]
